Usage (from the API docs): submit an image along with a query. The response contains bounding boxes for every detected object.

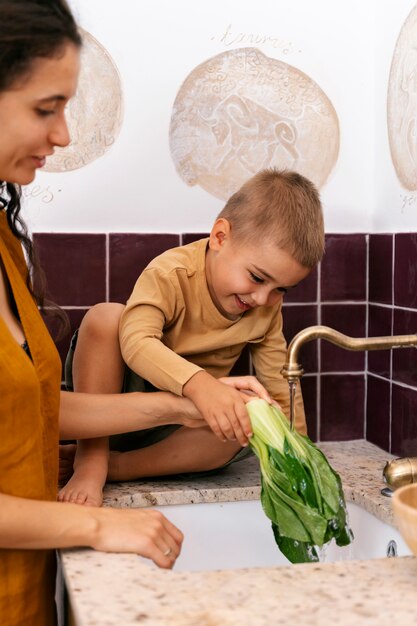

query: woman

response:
[0,3,188,624]
[0,2,267,624]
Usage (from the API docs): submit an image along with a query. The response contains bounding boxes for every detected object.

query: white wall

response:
[374,0,417,232]
[23,0,413,234]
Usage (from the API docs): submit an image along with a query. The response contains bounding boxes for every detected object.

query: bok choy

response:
[247,398,353,564]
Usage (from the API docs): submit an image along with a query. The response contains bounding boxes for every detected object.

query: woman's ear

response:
[209,218,231,251]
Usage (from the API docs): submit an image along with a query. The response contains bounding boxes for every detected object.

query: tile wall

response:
[34,231,417,455]
[367,234,417,456]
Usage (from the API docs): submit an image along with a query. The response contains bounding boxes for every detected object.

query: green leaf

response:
[272,523,319,563]
[302,442,341,514]
[335,524,354,547]
[260,464,328,546]
[260,479,311,542]
[282,439,319,509]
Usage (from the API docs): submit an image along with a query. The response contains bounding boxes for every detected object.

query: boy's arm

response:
[122,300,255,444]
[119,269,204,396]
[250,307,307,435]
[119,269,269,445]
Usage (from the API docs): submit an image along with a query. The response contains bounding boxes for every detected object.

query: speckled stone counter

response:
[61,440,417,626]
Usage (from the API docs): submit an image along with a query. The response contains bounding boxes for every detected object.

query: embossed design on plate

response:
[169,47,339,200]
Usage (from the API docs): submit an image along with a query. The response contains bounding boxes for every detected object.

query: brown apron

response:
[0,211,61,625]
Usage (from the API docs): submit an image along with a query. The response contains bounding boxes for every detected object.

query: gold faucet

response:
[281,325,417,485]
[281,325,417,384]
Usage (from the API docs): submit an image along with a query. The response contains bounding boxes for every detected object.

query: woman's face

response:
[0,43,80,185]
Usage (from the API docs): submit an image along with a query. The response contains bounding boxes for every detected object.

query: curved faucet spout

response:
[281,325,417,384]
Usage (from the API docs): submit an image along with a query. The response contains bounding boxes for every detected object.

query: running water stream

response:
[288,380,297,430]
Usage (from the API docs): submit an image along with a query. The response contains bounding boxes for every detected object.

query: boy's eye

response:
[36,108,55,117]
[249,272,264,283]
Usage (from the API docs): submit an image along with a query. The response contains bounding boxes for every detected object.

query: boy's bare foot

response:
[58,438,109,507]
[58,470,105,507]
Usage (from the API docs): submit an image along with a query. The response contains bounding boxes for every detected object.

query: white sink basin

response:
[139,499,411,571]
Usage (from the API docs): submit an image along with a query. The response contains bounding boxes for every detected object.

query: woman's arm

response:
[0,492,183,568]
[59,389,205,440]
[59,373,273,440]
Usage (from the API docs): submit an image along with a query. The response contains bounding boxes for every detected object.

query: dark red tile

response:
[109,234,180,303]
[182,233,209,245]
[320,375,365,441]
[391,383,417,456]
[229,345,251,376]
[320,304,367,372]
[392,308,417,388]
[366,375,390,451]
[368,305,392,378]
[284,266,318,303]
[281,304,318,373]
[301,375,318,442]
[321,234,367,301]
[34,234,106,306]
[394,233,417,308]
[369,235,393,304]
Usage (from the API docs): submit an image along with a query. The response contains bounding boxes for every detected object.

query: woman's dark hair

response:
[0,0,82,337]
[0,0,82,92]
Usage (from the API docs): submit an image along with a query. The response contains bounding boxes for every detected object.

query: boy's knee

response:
[80,302,124,341]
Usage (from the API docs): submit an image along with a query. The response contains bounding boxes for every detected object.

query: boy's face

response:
[206,219,311,320]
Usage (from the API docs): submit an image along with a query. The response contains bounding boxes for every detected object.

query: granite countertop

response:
[61,440,417,626]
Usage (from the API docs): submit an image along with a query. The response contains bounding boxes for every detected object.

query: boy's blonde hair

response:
[217,168,325,268]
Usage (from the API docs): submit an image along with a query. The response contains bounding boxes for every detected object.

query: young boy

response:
[59,168,324,506]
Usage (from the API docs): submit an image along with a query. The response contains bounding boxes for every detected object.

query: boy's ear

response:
[209,218,231,251]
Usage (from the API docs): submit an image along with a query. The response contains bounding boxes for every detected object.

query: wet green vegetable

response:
[247,399,353,563]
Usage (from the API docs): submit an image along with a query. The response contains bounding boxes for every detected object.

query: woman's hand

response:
[0,492,182,570]
[91,507,183,569]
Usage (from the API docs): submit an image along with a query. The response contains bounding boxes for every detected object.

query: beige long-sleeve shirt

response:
[119,238,306,433]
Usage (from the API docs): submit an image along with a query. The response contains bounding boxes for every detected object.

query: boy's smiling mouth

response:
[235,295,253,311]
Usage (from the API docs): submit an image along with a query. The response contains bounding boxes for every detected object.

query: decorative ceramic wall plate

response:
[44,29,123,172]
[387,5,417,190]
[170,47,339,199]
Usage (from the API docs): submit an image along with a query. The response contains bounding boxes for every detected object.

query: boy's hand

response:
[183,371,254,446]
[218,375,273,404]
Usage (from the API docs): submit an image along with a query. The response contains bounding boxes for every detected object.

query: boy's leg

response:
[58,302,125,507]
[107,426,244,481]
